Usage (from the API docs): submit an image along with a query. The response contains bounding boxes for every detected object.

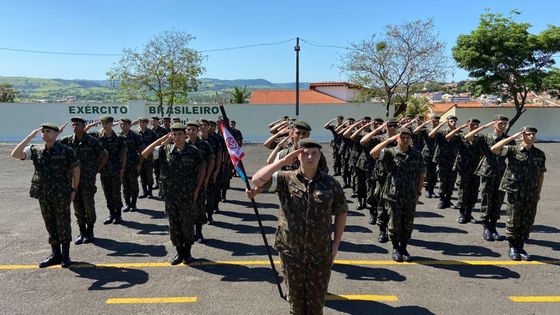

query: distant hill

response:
[0,76,309,102]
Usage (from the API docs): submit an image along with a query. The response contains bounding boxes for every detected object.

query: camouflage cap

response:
[431,115,441,120]
[373,117,384,123]
[386,118,399,125]
[208,120,217,126]
[120,117,132,124]
[40,123,60,132]
[138,117,149,122]
[493,115,509,122]
[397,127,413,136]
[293,120,312,132]
[362,116,372,121]
[162,116,171,121]
[468,118,481,124]
[199,118,210,125]
[172,117,181,121]
[522,125,538,133]
[337,115,344,119]
[99,115,114,123]
[447,115,458,121]
[171,123,187,131]
[151,116,160,120]
[70,117,86,123]
[298,138,322,149]
[186,121,200,128]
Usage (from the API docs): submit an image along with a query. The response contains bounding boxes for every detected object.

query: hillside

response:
[0,76,310,103]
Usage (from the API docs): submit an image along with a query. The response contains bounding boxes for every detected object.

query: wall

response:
[313,86,360,102]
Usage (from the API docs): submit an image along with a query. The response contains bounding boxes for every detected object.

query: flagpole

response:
[218,104,285,300]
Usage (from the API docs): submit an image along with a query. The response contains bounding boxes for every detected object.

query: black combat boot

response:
[103,209,115,224]
[170,246,184,265]
[518,241,532,261]
[139,185,149,199]
[130,196,138,212]
[207,213,214,225]
[400,240,412,262]
[342,177,351,189]
[122,196,131,212]
[391,240,403,262]
[74,224,87,245]
[378,226,389,243]
[112,208,123,224]
[507,238,521,261]
[195,224,205,243]
[368,209,377,225]
[60,242,72,268]
[83,224,94,243]
[350,191,358,198]
[356,198,365,210]
[482,219,493,241]
[183,244,193,264]
[38,244,62,268]
[457,208,467,224]
[490,218,503,241]
[147,186,154,199]
[465,208,476,223]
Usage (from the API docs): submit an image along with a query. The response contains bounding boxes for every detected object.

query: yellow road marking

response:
[106,297,198,304]
[1,259,559,270]
[326,294,398,302]
[509,296,560,303]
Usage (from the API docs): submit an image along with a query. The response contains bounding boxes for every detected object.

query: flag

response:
[219,121,247,182]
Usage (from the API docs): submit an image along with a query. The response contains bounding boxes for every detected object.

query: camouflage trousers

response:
[39,197,72,244]
[122,167,139,199]
[354,168,368,198]
[386,200,416,243]
[424,157,437,193]
[437,161,457,200]
[341,156,351,182]
[280,252,331,315]
[101,173,123,211]
[73,184,97,226]
[165,198,196,246]
[195,189,207,225]
[504,191,539,241]
[206,180,218,216]
[375,178,389,228]
[154,162,161,183]
[366,175,377,213]
[456,170,480,211]
[332,148,341,171]
[139,159,154,188]
[479,173,505,221]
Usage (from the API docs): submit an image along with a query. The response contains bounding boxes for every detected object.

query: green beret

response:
[138,117,149,122]
[70,117,86,123]
[493,115,509,122]
[99,115,114,123]
[120,117,132,124]
[151,116,160,120]
[447,115,458,121]
[40,123,59,133]
[397,127,412,136]
[522,125,538,133]
[299,138,322,149]
[468,118,481,124]
[293,120,312,132]
[171,123,187,131]
[186,121,200,128]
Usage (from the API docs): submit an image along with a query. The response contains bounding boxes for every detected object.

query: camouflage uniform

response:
[188,137,214,225]
[59,134,107,227]
[261,170,347,315]
[138,128,158,193]
[452,134,482,220]
[202,133,223,217]
[417,128,438,196]
[151,125,168,186]
[120,130,145,208]
[25,142,79,244]
[372,135,397,230]
[359,135,385,222]
[325,125,342,175]
[380,146,426,243]
[340,137,352,187]
[351,134,367,201]
[155,143,204,246]
[433,128,459,206]
[276,146,329,174]
[90,130,126,221]
[499,144,546,243]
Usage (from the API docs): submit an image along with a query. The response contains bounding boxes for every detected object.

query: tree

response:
[0,83,18,102]
[229,86,250,104]
[107,31,205,110]
[453,11,560,130]
[340,19,449,117]
[400,96,430,118]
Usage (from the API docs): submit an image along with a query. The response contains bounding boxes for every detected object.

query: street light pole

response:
[295,37,300,117]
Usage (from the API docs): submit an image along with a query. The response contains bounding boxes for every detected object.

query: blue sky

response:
[0,0,558,83]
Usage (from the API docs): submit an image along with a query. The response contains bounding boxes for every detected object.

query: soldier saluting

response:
[11,123,80,268]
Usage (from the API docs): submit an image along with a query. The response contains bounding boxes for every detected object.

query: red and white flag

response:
[219,122,245,162]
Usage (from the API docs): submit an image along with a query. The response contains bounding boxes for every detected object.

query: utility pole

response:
[295,37,300,117]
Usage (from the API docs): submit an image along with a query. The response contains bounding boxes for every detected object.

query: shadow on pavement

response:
[120,219,169,235]
[134,208,167,219]
[326,298,434,315]
[414,224,468,234]
[346,210,366,217]
[409,239,500,257]
[69,263,149,291]
[413,256,521,279]
[93,237,167,257]
[216,209,277,222]
[344,225,372,233]
[211,220,276,235]
[203,238,272,256]
[338,240,388,254]
[415,211,444,218]
[531,224,560,233]
[190,258,281,284]
[332,264,405,282]
[525,238,560,251]
[226,199,279,209]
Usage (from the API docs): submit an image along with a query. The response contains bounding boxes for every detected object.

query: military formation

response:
[10,112,547,315]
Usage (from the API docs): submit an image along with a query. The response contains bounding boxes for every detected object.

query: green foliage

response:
[402,96,430,118]
[229,86,250,104]
[0,83,18,102]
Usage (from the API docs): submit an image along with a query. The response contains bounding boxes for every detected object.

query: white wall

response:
[313,86,360,102]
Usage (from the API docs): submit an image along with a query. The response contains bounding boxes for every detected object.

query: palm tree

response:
[230,86,250,104]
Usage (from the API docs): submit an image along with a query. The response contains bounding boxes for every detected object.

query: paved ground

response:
[0,142,559,314]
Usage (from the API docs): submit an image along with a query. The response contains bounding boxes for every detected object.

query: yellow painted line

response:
[509,296,560,303]
[106,297,197,304]
[1,259,559,270]
[326,294,398,302]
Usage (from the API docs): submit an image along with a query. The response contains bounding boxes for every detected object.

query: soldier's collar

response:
[296,168,323,182]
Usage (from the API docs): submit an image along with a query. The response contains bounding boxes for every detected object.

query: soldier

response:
[411,115,425,152]
[491,126,546,261]
[414,116,440,198]
[445,119,482,224]
[119,118,145,212]
[349,117,373,210]
[429,115,459,209]
[151,116,168,190]
[323,115,344,176]
[11,123,80,268]
[346,117,372,200]
[162,116,172,133]
[87,116,127,225]
[371,128,426,262]
[229,120,243,147]
[338,117,356,189]
[247,139,348,315]
[186,121,215,242]
[209,120,227,212]
[60,117,108,244]
[465,115,512,241]
[200,119,223,219]
[137,118,158,199]
[142,123,205,264]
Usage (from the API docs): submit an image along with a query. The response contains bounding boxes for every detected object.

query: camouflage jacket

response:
[499,144,546,196]
[26,142,79,200]
[138,128,158,160]
[189,137,215,168]
[380,146,426,204]
[452,134,481,174]
[418,128,436,159]
[120,130,145,168]
[156,143,204,198]
[262,170,347,263]
[60,133,107,186]
[90,130,126,175]
[433,128,459,164]
[473,133,513,177]
[152,125,168,138]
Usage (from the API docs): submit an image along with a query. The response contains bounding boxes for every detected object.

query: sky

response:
[0,0,558,83]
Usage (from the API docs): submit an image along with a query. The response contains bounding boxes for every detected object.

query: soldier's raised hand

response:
[280,148,303,167]
[58,122,68,133]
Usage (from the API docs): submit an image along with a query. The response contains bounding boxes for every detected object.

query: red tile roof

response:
[249,90,346,105]
[309,82,360,89]
[430,102,560,114]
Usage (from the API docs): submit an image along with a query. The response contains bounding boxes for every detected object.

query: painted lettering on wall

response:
[69,105,128,115]
[147,105,220,116]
